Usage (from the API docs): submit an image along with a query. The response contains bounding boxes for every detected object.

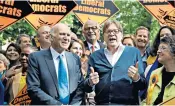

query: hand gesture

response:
[128,62,140,81]
[5,65,22,78]
[88,67,99,86]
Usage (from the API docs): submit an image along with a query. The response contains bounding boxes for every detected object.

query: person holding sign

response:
[27,23,85,105]
[143,36,175,105]
[85,20,147,105]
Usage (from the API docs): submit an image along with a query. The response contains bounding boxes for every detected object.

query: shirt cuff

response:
[133,74,140,82]
[88,78,95,90]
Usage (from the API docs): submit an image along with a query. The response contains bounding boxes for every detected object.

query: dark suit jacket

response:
[27,49,85,105]
[83,41,105,51]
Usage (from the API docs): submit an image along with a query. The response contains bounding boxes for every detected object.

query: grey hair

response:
[16,34,31,45]
[160,35,175,55]
[0,53,9,69]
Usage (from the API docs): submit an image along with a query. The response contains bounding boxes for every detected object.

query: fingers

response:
[128,66,137,74]
[135,62,138,68]
[128,66,138,78]
[128,64,139,81]
[90,72,99,81]
[89,67,99,86]
[90,67,94,73]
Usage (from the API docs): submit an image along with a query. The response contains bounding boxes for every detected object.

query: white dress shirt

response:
[50,47,69,80]
[87,41,100,52]
[104,43,125,66]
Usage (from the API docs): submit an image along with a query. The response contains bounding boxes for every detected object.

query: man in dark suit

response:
[27,23,85,105]
[82,20,105,54]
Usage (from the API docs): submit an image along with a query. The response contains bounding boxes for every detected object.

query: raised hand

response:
[128,62,140,81]
[88,67,99,86]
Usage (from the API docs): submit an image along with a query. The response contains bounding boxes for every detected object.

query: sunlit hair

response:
[16,34,31,45]
[68,38,85,56]
[122,34,136,47]
[103,20,123,34]
[135,26,150,38]
[160,35,175,55]
[0,53,10,69]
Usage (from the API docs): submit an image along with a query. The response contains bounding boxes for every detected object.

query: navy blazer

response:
[27,49,84,105]
[85,46,147,105]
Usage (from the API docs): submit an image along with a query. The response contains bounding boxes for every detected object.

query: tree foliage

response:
[0,19,36,44]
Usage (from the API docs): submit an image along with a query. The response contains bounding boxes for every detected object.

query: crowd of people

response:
[0,19,175,105]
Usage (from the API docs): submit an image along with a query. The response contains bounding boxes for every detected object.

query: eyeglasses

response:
[105,29,121,34]
[160,33,172,38]
[20,53,29,57]
[84,26,98,31]
[158,46,169,52]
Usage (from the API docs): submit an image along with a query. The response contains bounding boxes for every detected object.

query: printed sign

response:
[73,0,119,25]
[25,0,76,29]
[0,0,34,31]
[168,1,175,8]
[138,0,175,29]
[10,85,31,105]
[164,9,175,29]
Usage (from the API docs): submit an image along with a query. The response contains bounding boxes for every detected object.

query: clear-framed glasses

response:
[158,46,169,52]
[105,29,121,34]
[160,33,172,38]
[84,26,98,31]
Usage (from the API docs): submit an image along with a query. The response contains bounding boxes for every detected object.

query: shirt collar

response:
[87,41,100,49]
[40,46,43,50]
[104,43,124,55]
[50,47,65,60]
[142,51,149,62]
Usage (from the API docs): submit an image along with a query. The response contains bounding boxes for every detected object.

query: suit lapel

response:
[44,49,59,94]
[65,52,74,93]
[84,41,90,51]
[98,41,105,49]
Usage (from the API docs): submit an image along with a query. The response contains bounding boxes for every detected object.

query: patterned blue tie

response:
[58,55,69,104]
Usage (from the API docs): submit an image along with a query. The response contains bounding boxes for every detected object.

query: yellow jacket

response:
[143,66,175,105]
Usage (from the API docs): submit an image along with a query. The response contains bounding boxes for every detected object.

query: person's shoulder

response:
[124,46,140,53]
[90,49,104,58]
[97,40,105,48]
[152,66,163,75]
[30,49,50,57]
[65,51,79,59]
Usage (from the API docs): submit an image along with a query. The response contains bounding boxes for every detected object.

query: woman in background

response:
[122,35,136,47]
[5,43,21,68]
[145,26,175,80]
[68,38,88,77]
[68,38,95,105]
[0,53,10,105]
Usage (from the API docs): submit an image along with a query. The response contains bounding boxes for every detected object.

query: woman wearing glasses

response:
[142,26,175,99]
[145,36,175,105]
